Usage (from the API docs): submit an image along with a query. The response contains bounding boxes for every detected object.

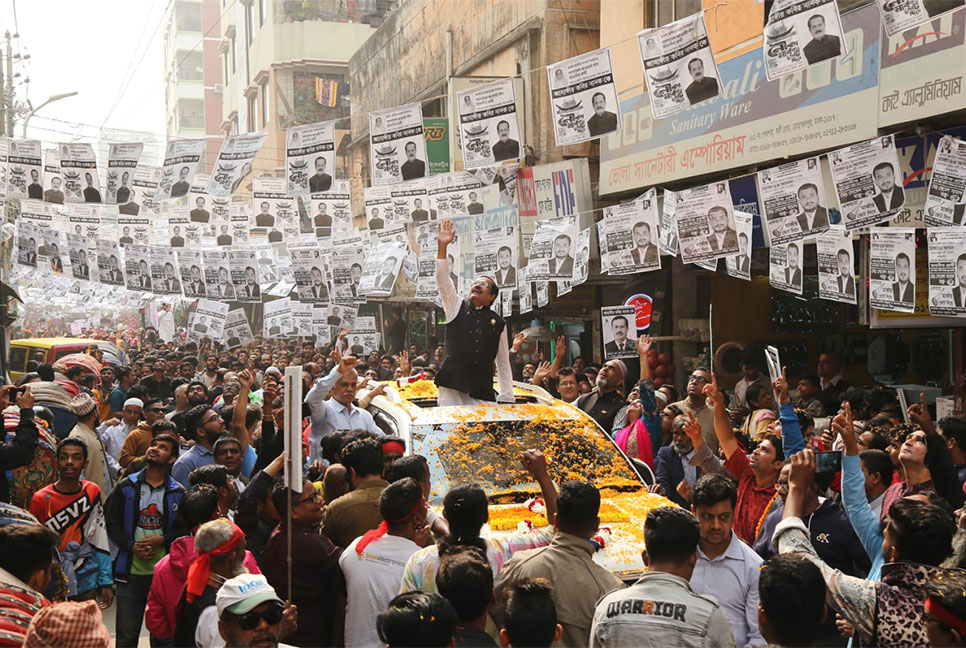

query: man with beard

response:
[217,574,293,648]
[162,263,181,293]
[434,219,515,406]
[794,182,829,233]
[138,259,152,290]
[575,359,628,430]
[188,264,207,297]
[670,368,718,452]
[630,221,658,266]
[494,245,516,287]
[376,256,399,292]
[654,414,702,507]
[871,161,904,213]
[309,266,327,300]
[891,252,914,305]
[784,242,802,287]
[169,226,185,248]
[105,433,184,648]
[548,233,574,277]
[74,248,90,279]
[172,403,228,487]
[706,206,738,252]
[171,381,210,439]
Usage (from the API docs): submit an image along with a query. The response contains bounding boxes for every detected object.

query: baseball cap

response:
[216,574,283,617]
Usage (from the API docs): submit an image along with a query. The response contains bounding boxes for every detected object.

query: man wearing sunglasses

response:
[670,368,719,452]
[217,573,294,648]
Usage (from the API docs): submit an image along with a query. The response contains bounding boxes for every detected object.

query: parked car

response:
[8,337,126,381]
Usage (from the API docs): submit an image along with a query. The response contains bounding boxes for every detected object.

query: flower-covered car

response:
[357,378,674,580]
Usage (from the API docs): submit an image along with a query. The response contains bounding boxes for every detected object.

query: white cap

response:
[216,574,283,617]
[123,398,144,409]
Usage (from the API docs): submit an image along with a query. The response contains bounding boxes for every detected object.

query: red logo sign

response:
[624,294,653,330]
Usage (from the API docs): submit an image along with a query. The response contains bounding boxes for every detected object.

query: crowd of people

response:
[1,319,966,648]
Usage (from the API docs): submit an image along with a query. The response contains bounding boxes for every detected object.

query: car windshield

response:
[411,413,643,505]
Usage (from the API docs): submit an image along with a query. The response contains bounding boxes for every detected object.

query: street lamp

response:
[21,91,79,138]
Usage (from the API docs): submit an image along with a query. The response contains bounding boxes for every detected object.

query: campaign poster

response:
[6,139,43,200]
[178,249,207,298]
[57,142,102,203]
[547,48,621,145]
[364,185,393,232]
[923,135,966,227]
[96,239,125,286]
[223,309,255,348]
[926,227,966,317]
[828,136,905,231]
[390,180,429,226]
[167,205,200,248]
[658,189,679,257]
[817,230,856,304]
[869,228,916,313]
[251,176,293,242]
[325,302,358,332]
[291,302,316,337]
[358,241,407,296]
[763,0,848,81]
[187,173,216,238]
[351,316,381,356]
[123,244,151,292]
[474,226,518,288]
[426,171,484,220]
[151,247,181,295]
[527,215,578,282]
[120,166,162,219]
[600,196,661,275]
[676,181,740,263]
[228,249,262,303]
[769,240,804,295]
[15,221,39,269]
[638,12,721,118]
[264,298,295,337]
[310,180,352,239]
[189,299,229,343]
[457,79,521,168]
[601,305,638,360]
[331,243,367,305]
[758,156,830,244]
[535,279,549,307]
[286,121,336,196]
[40,228,66,276]
[203,249,235,301]
[67,204,100,240]
[42,149,64,204]
[290,246,329,303]
[156,139,206,202]
[104,143,142,204]
[518,265,533,314]
[574,227,591,286]
[229,202,251,246]
[67,233,93,280]
[874,0,965,35]
[369,103,427,186]
[117,215,150,247]
[207,132,267,197]
[724,210,754,281]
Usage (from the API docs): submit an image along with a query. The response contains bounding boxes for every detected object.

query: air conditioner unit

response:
[214,83,224,93]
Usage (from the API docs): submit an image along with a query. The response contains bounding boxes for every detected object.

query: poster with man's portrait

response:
[763,0,847,80]
[829,135,905,231]
[369,103,427,186]
[601,305,638,360]
[546,48,621,145]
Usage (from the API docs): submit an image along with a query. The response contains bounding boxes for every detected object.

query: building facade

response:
[162,0,223,171]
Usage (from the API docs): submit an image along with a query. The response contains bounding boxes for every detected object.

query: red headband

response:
[186,522,245,603]
[355,497,425,556]
[382,441,405,456]
[926,595,966,636]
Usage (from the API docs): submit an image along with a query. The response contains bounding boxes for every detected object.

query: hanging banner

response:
[601,305,639,360]
[124,244,152,292]
[927,227,966,317]
[369,103,427,186]
[574,227,591,286]
[817,229,856,304]
[758,156,830,244]
[120,166,161,219]
[151,247,181,295]
[474,226,519,288]
[203,249,234,300]
[600,192,661,275]
[547,47,621,145]
[156,139,206,201]
[638,12,721,118]
[178,249,207,298]
[41,228,66,275]
[251,176,292,241]
[230,202,251,246]
[518,265,533,314]
[359,240,407,296]
[291,246,329,303]
[224,309,255,348]
[96,239,125,286]
[264,298,295,337]
[457,79,521,168]
[188,299,230,343]
[7,139,43,200]
[763,0,848,80]
[105,143,142,204]
[829,135,905,231]
[207,132,266,197]
[527,215,578,282]
[58,143,101,204]
[364,185,393,232]
[228,249,262,303]
[870,228,916,313]
[310,180,351,239]
[724,210,754,281]
[285,121,336,195]
[676,181,739,264]
[331,243,366,305]
[924,135,966,227]
[769,240,804,295]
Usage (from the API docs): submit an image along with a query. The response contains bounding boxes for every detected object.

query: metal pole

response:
[286,454,293,604]
[21,92,78,138]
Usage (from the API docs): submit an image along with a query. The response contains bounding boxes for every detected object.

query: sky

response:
[0,0,169,164]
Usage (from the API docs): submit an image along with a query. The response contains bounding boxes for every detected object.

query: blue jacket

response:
[105,469,185,582]
[654,445,700,508]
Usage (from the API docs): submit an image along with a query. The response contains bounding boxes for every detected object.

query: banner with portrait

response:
[457,79,522,168]
[927,227,966,317]
[285,120,336,196]
[758,156,830,244]
[546,48,621,145]
[369,103,427,186]
[817,229,857,304]
[155,139,206,202]
[601,305,638,360]
[923,135,966,227]
[769,240,804,295]
[206,132,266,197]
[104,143,142,205]
[675,181,739,264]
[764,0,848,80]
[870,228,916,313]
[828,135,905,231]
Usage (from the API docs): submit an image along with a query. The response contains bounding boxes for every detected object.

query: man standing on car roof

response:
[434,219,517,407]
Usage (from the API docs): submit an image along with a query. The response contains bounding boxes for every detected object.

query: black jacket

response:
[0,409,39,504]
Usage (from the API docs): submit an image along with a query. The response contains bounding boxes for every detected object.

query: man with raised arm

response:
[433,219,516,406]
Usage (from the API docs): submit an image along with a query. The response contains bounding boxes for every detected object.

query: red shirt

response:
[725,451,777,545]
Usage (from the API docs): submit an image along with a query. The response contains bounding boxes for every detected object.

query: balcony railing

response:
[275,0,396,25]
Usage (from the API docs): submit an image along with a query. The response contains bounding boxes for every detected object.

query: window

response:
[176,50,204,81]
[8,347,27,375]
[258,0,267,25]
[646,0,702,28]
[260,81,269,128]
[248,96,257,132]
[246,1,255,45]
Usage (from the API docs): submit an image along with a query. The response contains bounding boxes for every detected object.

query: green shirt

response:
[131,481,166,575]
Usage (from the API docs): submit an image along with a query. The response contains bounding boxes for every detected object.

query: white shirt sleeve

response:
[495,328,514,404]
[304,366,341,418]
[436,258,461,323]
[195,606,225,648]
